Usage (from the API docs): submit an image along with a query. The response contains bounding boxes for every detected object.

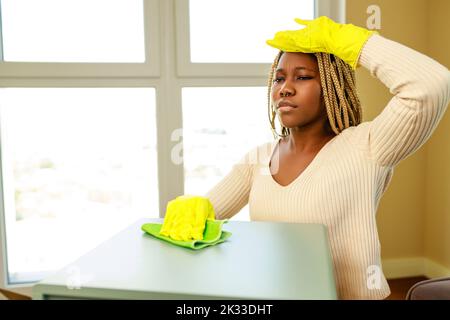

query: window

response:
[0,0,160,77]
[0,0,345,288]
[0,88,157,283]
[188,0,315,63]
[0,0,162,287]
[182,87,273,221]
[1,0,145,62]
[175,0,344,77]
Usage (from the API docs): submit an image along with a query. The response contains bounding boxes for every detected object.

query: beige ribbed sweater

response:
[204,35,450,300]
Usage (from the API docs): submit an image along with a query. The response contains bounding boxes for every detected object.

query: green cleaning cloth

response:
[141,219,232,250]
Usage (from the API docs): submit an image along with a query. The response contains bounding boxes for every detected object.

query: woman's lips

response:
[278,106,297,112]
[277,100,298,112]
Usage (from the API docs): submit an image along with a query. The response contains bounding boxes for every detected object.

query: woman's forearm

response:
[204,156,254,220]
[350,34,450,167]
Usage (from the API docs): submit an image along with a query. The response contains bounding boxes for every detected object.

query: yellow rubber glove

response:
[266,16,378,70]
[159,195,215,241]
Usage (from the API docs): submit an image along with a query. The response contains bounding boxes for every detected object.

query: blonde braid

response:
[323,55,345,131]
[267,51,285,138]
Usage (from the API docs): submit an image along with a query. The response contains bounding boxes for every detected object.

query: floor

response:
[385,276,428,300]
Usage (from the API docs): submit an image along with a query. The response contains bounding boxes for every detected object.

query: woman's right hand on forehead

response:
[266,16,377,70]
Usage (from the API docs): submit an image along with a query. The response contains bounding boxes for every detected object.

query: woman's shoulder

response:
[333,122,387,164]
[338,122,372,144]
[237,139,279,167]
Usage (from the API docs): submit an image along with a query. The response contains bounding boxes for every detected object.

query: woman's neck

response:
[285,126,336,154]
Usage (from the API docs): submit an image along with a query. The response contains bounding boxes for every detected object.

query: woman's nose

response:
[280,88,295,97]
[279,82,295,97]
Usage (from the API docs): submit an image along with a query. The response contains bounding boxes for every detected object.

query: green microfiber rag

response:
[141,219,232,250]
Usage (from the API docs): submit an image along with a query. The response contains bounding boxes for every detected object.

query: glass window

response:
[0,0,145,62]
[182,87,274,221]
[0,88,158,283]
[189,0,315,63]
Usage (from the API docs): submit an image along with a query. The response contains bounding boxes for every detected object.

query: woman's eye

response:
[273,76,312,83]
[273,77,284,83]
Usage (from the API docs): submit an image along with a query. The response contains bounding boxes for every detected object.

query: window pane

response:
[182,87,274,221]
[1,0,145,62]
[0,88,158,284]
[189,0,315,63]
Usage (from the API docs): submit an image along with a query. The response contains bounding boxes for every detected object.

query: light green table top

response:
[32,218,337,300]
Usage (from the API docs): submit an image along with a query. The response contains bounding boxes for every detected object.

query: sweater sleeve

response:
[203,148,256,220]
[349,34,450,167]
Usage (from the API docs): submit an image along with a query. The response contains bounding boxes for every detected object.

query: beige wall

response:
[347,0,450,276]
[425,0,450,273]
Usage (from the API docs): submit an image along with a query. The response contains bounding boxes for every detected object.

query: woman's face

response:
[271,52,328,131]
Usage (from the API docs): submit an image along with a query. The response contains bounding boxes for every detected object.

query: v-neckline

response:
[268,135,338,188]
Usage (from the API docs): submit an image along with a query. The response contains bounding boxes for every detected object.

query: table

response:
[32,218,337,299]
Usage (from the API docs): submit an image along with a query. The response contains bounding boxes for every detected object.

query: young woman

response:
[162,17,450,299]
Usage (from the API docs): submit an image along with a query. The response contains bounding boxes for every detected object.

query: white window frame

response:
[0,0,345,292]
[0,0,160,78]
[175,0,346,77]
